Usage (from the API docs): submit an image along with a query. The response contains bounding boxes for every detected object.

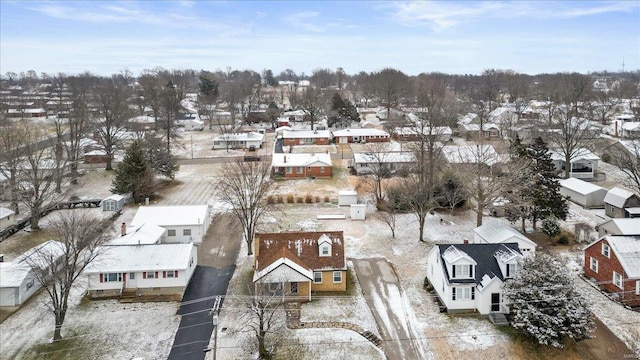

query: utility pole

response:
[209,296,222,360]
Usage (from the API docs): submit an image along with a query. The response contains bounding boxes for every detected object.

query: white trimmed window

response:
[286,167,292,174]
[452,287,475,301]
[590,257,598,273]
[296,167,303,174]
[183,229,191,236]
[319,242,331,257]
[166,271,176,278]
[613,271,623,289]
[320,166,325,173]
[313,271,322,283]
[506,263,517,278]
[333,271,342,283]
[453,264,473,278]
[167,229,176,237]
[104,273,122,282]
[602,243,610,258]
[146,271,156,279]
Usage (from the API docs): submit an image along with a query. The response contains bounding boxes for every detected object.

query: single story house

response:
[131,205,210,244]
[472,221,537,256]
[596,218,640,237]
[550,148,600,179]
[559,178,607,209]
[271,153,332,179]
[84,150,113,164]
[392,126,452,142]
[177,118,205,131]
[282,129,331,146]
[442,144,501,167]
[583,235,640,307]
[213,132,265,150]
[0,207,16,230]
[85,243,197,299]
[0,240,65,307]
[108,223,164,246]
[253,231,347,302]
[351,151,416,175]
[332,128,390,144]
[126,115,156,132]
[458,123,501,140]
[281,109,308,122]
[426,243,524,316]
[604,187,640,218]
[101,194,126,212]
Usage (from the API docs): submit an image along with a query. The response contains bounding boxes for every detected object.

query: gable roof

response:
[255,231,346,273]
[271,153,332,167]
[332,128,389,137]
[549,148,600,162]
[0,240,66,287]
[283,129,331,139]
[442,144,501,166]
[437,243,522,285]
[353,151,416,165]
[597,218,640,236]
[559,177,606,195]
[108,223,165,245]
[587,236,640,278]
[253,247,313,282]
[131,205,209,227]
[604,187,637,208]
[473,221,537,248]
[85,243,195,273]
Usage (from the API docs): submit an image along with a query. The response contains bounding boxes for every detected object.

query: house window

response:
[613,272,623,289]
[166,271,176,278]
[26,279,34,290]
[167,229,176,237]
[183,229,191,236]
[104,273,122,282]
[320,166,325,173]
[290,282,298,294]
[452,287,475,301]
[506,263,517,278]
[319,243,331,257]
[296,167,303,174]
[286,167,292,174]
[268,282,283,295]
[453,264,472,278]
[146,271,156,279]
[333,271,342,283]
[130,272,136,280]
[590,257,598,273]
[602,243,610,258]
[189,257,194,268]
[313,271,322,283]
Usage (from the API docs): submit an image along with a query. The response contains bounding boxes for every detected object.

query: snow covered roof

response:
[213,132,265,142]
[128,115,155,123]
[604,236,640,278]
[86,243,195,273]
[253,255,313,283]
[0,240,65,287]
[338,190,357,196]
[604,187,637,208]
[473,221,536,248]
[393,126,452,136]
[353,151,416,165]
[332,128,389,137]
[282,129,331,139]
[282,109,308,117]
[0,207,15,219]
[598,219,640,236]
[271,153,332,167]
[108,224,164,246]
[103,194,125,202]
[559,178,606,195]
[549,148,600,162]
[460,123,500,131]
[442,144,501,166]
[438,243,522,285]
[131,205,209,227]
[442,245,476,264]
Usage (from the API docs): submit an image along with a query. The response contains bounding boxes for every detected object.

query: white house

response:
[131,205,210,244]
[108,223,164,246]
[559,178,608,209]
[442,144,501,166]
[596,218,640,237]
[0,240,65,307]
[426,243,523,317]
[550,148,600,179]
[0,207,16,230]
[351,151,416,175]
[212,132,265,150]
[332,128,390,144]
[472,221,537,256]
[85,243,197,299]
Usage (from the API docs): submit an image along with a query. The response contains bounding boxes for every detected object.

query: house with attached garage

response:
[426,243,524,322]
[583,235,640,307]
[604,187,640,218]
[0,240,65,307]
[332,128,390,144]
[252,231,347,302]
[131,205,210,244]
[271,153,332,179]
[108,223,164,246]
[85,243,197,299]
[282,129,332,146]
[559,177,607,209]
[472,221,537,257]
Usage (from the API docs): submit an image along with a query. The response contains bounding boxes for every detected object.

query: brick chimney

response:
[463,239,469,244]
[121,222,126,237]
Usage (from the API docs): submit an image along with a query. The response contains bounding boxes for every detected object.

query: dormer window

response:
[452,264,473,278]
[506,263,517,278]
[319,242,331,257]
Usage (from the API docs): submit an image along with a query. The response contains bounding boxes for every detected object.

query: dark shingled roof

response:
[438,243,522,285]
[255,231,346,272]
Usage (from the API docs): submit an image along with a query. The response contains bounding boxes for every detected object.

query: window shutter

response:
[452,266,456,278]
[100,274,103,283]
[452,287,456,300]
[469,265,473,278]
[143,272,147,279]
[471,287,475,300]
[155,272,158,278]
[175,271,178,278]
[163,271,166,278]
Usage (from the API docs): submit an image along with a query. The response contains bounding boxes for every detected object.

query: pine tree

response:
[504,254,594,348]
[111,140,155,202]
[528,137,568,229]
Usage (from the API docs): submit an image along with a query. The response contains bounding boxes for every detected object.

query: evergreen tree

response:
[528,137,568,229]
[262,69,278,87]
[112,140,155,202]
[504,254,594,348]
[141,134,179,179]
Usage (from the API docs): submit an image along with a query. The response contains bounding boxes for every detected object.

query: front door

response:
[491,293,500,312]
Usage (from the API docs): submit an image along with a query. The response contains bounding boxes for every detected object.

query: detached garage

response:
[559,178,607,209]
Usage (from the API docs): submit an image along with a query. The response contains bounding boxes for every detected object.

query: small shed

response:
[102,194,126,212]
[338,191,358,206]
[350,204,366,220]
[559,178,607,209]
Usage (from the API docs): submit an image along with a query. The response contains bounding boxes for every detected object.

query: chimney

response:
[121,223,126,237]
[463,239,469,244]
[284,155,287,163]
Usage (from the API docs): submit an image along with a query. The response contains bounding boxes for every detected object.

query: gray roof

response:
[437,243,522,285]
[604,187,637,208]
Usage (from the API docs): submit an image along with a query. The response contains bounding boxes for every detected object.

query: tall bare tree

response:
[504,70,530,138]
[23,211,109,340]
[138,68,166,130]
[310,68,337,89]
[215,159,277,256]
[65,72,96,184]
[299,86,327,130]
[371,68,409,121]
[608,140,640,194]
[235,289,287,359]
[0,117,27,214]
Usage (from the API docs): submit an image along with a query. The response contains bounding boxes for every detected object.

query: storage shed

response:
[102,194,126,212]
[559,178,607,209]
[350,204,366,220]
[338,191,358,206]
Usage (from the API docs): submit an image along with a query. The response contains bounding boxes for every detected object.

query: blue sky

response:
[1,1,639,77]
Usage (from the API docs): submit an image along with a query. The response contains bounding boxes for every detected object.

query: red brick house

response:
[332,128,390,144]
[271,153,332,179]
[253,231,347,302]
[583,235,640,307]
[282,129,331,146]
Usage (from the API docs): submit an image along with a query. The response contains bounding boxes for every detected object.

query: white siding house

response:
[0,207,16,230]
[131,205,210,244]
[472,221,537,256]
[85,243,197,298]
[213,132,265,150]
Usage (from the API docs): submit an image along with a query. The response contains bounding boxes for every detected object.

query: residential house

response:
[281,109,308,122]
[550,148,600,179]
[0,207,16,230]
[212,132,265,150]
[351,151,416,175]
[559,178,607,209]
[583,235,640,306]
[596,218,640,237]
[85,243,197,299]
[126,115,156,132]
[332,128,390,144]
[131,205,210,244]
[426,243,523,316]
[108,223,164,246]
[253,231,347,302]
[604,187,640,218]
[442,144,502,168]
[392,126,452,142]
[271,153,332,179]
[0,240,65,307]
[282,129,331,146]
[84,150,113,164]
[472,221,537,256]
[458,123,501,140]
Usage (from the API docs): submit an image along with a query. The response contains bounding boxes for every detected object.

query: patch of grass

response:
[0,229,54,256]
[29,334,89,360]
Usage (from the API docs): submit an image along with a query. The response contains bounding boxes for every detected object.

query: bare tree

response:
[608,140,640,194]
[310,68,337,89]
[65,72,96,184]
[215,159,277,256]
[138,68,166,130]
[0,117,27,214]
[299,86,327,130]
[23,211,109,340]
[375,196,400,238]
[236,290,287,359]
[504,70,530,138]
[355,142,394,205]
[371,68,410,121]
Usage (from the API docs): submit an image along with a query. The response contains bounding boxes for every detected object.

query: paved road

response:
[353,258,426,360]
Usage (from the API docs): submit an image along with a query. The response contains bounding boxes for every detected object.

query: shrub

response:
[558,234,569,245]
[267,195,275,204]
[296,196,304,203]
[277,195,284,203]
[305,193,313,203]
[287,194,294,203]
[324,196,330,203]
[542,218,561,238]
[315,196,321,203]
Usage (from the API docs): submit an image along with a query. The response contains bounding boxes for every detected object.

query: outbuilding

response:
[350,204,366,220]
[338,190,358,206]
[101,194,126,212]
[559,178,607,209]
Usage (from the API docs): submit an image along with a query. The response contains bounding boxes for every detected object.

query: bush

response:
[277,195,284,203]
[324,196,330,203]
[542,218,561,238]
[296,196,304,203]
[558,234,569,245]
[315,196,321,203]
[305,193,313,203]
[287,194,294,203]
[267,195,275,204]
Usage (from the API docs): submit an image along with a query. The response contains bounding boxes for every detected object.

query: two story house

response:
[426,243,523,318]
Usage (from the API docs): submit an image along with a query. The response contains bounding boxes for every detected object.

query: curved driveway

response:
[353,258,427,360]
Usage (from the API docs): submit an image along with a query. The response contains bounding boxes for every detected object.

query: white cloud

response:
[283,11,325,33]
